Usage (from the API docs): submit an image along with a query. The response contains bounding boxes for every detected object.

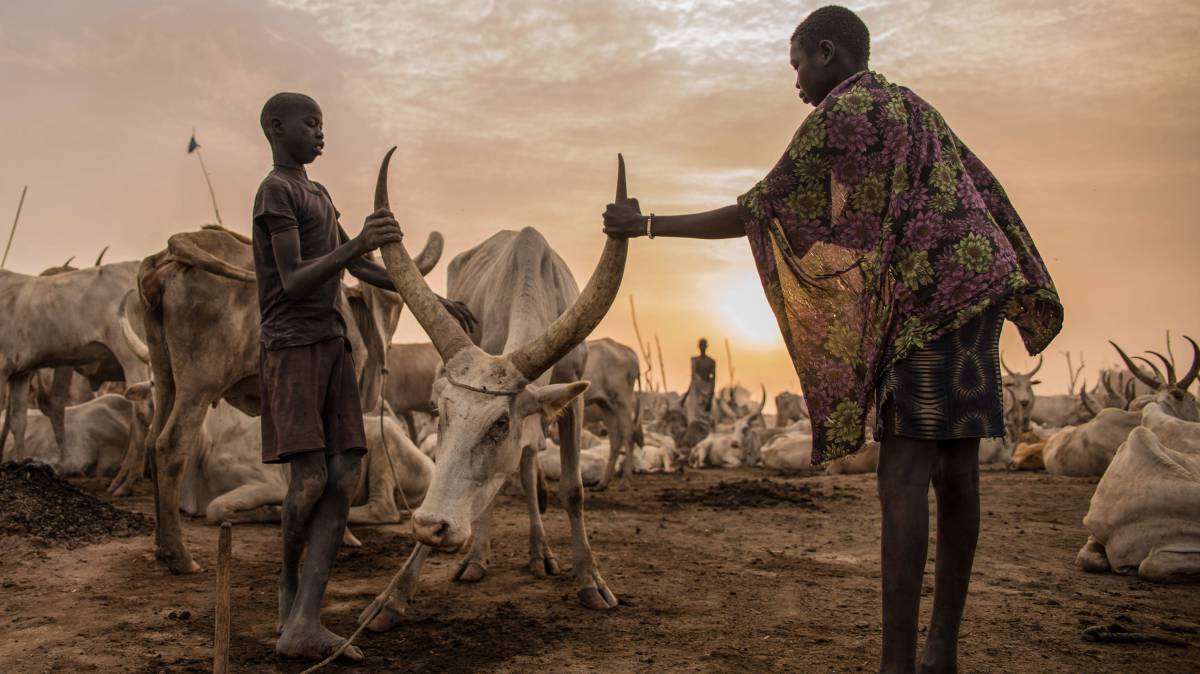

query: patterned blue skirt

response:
[874,306,1006,441]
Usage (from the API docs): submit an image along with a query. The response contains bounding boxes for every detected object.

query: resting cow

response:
[2,393,137,477]
[1076,402,1200,583]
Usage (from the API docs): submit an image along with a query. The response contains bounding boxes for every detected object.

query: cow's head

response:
[1001,353,1042,423]
[1111,336,1200,422]
[372,148,628,551]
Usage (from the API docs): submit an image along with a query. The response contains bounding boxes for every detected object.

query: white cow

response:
[3,394,136,477]
[1076,402,1200,583]
[689,385,767,468]
[1042,337,1199,476]
[116,382,432,528]
[364,152,628,628]
[761,432,815,472]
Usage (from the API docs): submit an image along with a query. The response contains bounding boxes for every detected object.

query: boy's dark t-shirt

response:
[251,165,347,350]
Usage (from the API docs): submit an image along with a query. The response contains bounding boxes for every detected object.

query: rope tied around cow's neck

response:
[445,373,525,397]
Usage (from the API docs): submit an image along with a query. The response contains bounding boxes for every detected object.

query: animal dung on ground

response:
[656,478,857,511]
[0,460,152,548]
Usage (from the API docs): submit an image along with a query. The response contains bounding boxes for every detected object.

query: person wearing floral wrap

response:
[603,6,1062,673]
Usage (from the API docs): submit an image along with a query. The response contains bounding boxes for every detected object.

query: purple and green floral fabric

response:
[738,70,1061,465]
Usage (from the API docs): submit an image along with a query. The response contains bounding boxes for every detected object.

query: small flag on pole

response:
[188,128,223,227]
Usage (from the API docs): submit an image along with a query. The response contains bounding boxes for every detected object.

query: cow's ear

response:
[529,382,590,421]
[1031,379,1042,386]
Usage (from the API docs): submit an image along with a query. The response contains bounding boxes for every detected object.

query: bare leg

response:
[276,452,329,633]
[919,439,980,674]
[276,450,365,662]
[521,446,559,578]
[558,398,618,609]
[878,419,937,674]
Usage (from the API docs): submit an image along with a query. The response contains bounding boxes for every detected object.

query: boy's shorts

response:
[259,337,367,464]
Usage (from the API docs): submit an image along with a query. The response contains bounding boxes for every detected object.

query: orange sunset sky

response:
[2,1,1198,408]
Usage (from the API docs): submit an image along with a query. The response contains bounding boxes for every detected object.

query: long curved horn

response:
[412,231,444,276]
[1177,335,1200,391]
[1101,371,1118,399]
[1123,378,1136,407]
[1147,351,1176,386]
[507,154,629,381]
[118,290,150,364]
[1000,351,1015,376]
[755,383,767,417]
[372,147,475,363]
[1110,341,1162,389]
[1027,354,1043,377]
[1133,356,1166,388]
[94,245,109,266]
[1079,385,1100,417]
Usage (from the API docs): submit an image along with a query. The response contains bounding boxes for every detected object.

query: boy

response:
[602,7,1062,673]
[253,91,472,662]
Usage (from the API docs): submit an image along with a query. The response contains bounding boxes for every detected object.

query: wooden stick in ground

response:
[655,335,667,392]
[298,543,430,674]
[213,522,232,674]
[724,338,736,385]
[2,185,28,270]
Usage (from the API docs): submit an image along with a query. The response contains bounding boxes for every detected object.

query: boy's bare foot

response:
[276,623,364,662]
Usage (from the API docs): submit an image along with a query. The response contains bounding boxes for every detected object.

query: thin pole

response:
[193,139,224,227]
[655,335,668,392]
[213,522,232,674]
[628,295,655,391]
[724,338,736,385]
[2,185,28,270]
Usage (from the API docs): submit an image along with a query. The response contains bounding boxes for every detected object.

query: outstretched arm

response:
[603,202,745,240]
[270,208,401,300]
[338,226,479,333]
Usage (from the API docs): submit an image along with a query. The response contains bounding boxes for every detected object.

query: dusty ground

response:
[1,467,1197,673]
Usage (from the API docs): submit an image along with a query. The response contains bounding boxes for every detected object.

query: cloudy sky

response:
[2,0,1198,404]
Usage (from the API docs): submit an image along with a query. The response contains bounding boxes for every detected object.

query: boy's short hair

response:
[259,92,318,139]
[791,5,870,64]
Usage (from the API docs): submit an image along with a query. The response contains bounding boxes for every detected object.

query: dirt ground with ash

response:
[1,468,1197,673]
[0,460,151,548]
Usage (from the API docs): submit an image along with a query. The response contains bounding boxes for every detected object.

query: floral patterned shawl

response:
[738,71,1062,465]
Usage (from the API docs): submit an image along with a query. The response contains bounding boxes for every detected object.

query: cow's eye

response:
[485,415,510,443]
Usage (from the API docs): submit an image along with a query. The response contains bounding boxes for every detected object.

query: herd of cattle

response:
[1,155,1197,620]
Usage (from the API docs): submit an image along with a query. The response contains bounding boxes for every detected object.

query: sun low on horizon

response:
[2,0,1198,409]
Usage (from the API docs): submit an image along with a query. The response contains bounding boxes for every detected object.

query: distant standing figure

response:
[681,338,716,446]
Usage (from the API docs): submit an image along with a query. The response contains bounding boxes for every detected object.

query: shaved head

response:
[259,92,319,140]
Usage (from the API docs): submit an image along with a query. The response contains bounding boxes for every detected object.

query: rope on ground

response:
[296,543,429,674]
